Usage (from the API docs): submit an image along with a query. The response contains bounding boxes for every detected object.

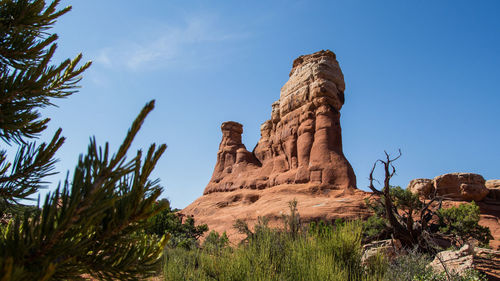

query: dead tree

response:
[367,150,444,252]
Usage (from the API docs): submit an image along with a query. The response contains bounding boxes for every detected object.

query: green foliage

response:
[162,200,490,281]
[436,202,493,247]
[364,250,388,277]
[389,186,422,214]
[163,221,383,281]
[384,249,433,281]
[0,0,91,205]
[308,220,335,237]
[202,231,229,254]
[146,200,208,250]
[1,102,169,280]
[233,216,270,244]
[0,0,91,144]
[383,249,487,281]
[365,183,491,250]
[0,1,170,280]
[362,215,387,240]
[366,186,422,218]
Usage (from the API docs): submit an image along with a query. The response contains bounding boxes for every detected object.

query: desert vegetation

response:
[364,151,492,251]
[157,199,489,281]
[0,1,496,281]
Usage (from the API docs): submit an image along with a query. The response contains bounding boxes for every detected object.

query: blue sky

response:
[36,0,500,208]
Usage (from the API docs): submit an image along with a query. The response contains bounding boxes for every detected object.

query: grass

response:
[162,220,384,281]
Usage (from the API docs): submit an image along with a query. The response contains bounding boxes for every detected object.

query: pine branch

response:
[0,0,91,144]
[0,128,64,204]
[0,101,169,280]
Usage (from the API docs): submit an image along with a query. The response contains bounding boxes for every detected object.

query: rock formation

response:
[183,51,500,252]
[406,173,490,202]
[428,244,500,280]
[183,50,369,241]
[204,50,356,194]
[486,180,500,200]
[434,173,489,202]
[407,178,434,198]
[407,173,500,250]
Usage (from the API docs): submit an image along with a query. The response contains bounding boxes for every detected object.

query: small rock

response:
[361,239,403,265]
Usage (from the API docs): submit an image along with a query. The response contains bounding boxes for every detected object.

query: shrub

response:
[145,199,208,249]
[362,214,388,240]
[365,151,492,251]
[436,202,493,247]
[202,230,229,254]
[384,249,433,281]
[164,217,383,280]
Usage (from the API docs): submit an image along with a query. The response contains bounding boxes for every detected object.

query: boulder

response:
[361,239,404,266]
[407,178,434,198]
[485,180,500,200]
[429,244,500,280]
[433,173,489,202]
[428,244,475,275]
[486,180,500,189]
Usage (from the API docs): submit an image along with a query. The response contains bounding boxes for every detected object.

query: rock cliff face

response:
[183,50,369,241]
[204,50,356,194]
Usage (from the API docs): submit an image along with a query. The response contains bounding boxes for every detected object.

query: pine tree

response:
[0,1,169,280]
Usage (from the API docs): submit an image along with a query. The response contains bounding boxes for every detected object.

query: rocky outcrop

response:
[428,244,475,276]
[183,184,372,244]
[486,180,500,189]
[434,173,489,202]
[407,173,489,202]
[204,50,356,194]
[183,50,368,242]
[407,174,500,250]
[428,244,500,280]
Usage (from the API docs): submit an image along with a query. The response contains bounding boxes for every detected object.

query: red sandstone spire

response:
[204,50,356,194]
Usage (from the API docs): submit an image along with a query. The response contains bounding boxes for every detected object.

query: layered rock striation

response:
[183,50,370,242]
[205,50,356,194]
[407,173,490,202]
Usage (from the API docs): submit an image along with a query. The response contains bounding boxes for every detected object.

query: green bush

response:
[436,202,492,247]
[362,215,387,240]
[163,220,384,281]
[202,230,229,254]
[145,199,208,249]
[384,249,433,281]
[365,184,492,250]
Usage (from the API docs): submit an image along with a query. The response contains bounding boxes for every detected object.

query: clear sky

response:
[36,0,500,209]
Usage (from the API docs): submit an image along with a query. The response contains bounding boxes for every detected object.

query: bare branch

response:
[368,160,382,195]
